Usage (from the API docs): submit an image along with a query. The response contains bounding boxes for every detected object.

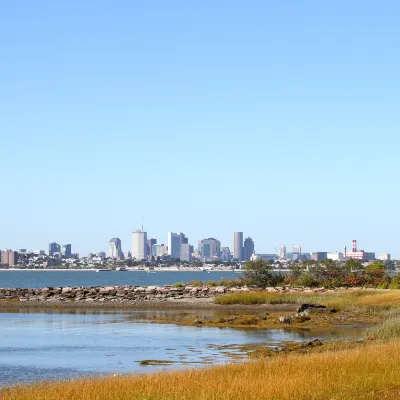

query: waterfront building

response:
[199,238,221,262]
[279,245,286,259]
[147,239,157,257]
[49,242,61,256]
[1,249,18,266]
[61,244,72,258]
[180,243,192,262]
[243,237,254,261]
[132,230,147,260]
[109,238,123,259]
[152,244,167,257]
[168,232,187,260]
[233,232,243,261]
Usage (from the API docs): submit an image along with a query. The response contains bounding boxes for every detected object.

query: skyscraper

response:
[180,243,192,262]
[61,244,72,258]
[131,230,147,260]
[293,245,302,254]
[199,238,221,261]
[243,237,254,261]
[168,232,187,260]
[147,238,157,256]
[49,242,61,256]
[279,245,286,259]
[109,238,123,259]
[233,232,243,261]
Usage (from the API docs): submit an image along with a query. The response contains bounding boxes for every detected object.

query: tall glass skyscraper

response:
[233,232,243,261]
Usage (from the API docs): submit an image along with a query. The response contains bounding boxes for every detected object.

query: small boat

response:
[96,269,112,272]
[116,267,127,271]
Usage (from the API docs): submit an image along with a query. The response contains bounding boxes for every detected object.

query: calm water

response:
[0,270,240,289]
[0,310,364,386]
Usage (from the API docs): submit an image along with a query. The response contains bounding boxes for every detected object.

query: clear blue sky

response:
[1,1,399,257]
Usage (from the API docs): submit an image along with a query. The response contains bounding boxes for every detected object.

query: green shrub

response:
[389,275,400,289]
[172,282,185,288]
[296,272,320,288]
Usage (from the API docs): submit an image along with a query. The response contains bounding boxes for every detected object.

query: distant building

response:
[311,252,328,262]
[180,243,192,262]
[168,232,187,260]
[19,249,27,254]
[61,244,72,258]
[147,239,157,256]
[279,245,286,259]
[220,247,232,262]
[293,245,302,254]
[97,251,106,258]
[344,240,375,261]
[49,242,61,256]
[327,252,344,261]
[251,253,277,262]
[233,232,243,261]
[132,230,147,260]
[109,238,123,259]
[243,237,254,261]
[152,244,167,258]
[1,249,18,266]
[379,253,391,261]
[199,238,221,262]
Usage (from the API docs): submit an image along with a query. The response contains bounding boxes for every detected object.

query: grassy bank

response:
[2,340,400,400]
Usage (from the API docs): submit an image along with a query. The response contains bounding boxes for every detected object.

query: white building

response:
[379,253,391,261]
[131,230,147,260]
[152,244,167,257]
[233,232,243,261]
[327,252,344,261]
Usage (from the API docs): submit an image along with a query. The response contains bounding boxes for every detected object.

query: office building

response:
[279,245,286,259]
[199,238,221,261]
[251,253,278,262]
[49,242,61,256]
[147,239,157,256]
[109,238,123,259]
[152,244,167,257]
[168,232,187,260]
[97,251,106,258]
[61,244,72,258]
[327,252,344,261]
[132,230,147,260]
[243,237,254,261]
[220,247,232,262]
[1,249,18,266]
[311,252,328,262]
[233,232,243,261]
[180,243,192,262]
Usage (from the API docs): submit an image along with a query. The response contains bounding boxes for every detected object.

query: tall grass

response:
[3,341,400,399]
[367,317,400,340]
[215,290,400,310]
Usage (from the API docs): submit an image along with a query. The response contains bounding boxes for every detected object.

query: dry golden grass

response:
[215,289,400,310]
[3,340,400,400]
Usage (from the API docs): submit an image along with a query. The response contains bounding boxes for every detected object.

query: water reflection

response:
[0,310,365,387]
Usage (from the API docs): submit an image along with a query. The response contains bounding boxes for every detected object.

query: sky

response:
[1,1,399,257]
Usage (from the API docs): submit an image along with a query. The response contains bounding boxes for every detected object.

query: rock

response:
[279,316,293,324]
[297,304,327,314]
[294,314,311,323]
[300,339,323,348]
[227,316,237,323]
[61,287,72,294]
[193,319,203,325]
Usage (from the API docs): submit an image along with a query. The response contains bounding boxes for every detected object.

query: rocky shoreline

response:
[0,284,363,305]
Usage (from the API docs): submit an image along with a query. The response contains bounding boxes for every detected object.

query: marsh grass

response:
[367,317,400,340]
[3,341,400,400]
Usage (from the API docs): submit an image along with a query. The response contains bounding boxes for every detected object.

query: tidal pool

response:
[0,309,364,386]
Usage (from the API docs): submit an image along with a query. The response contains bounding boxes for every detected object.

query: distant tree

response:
[366,261,385,276]
[345,259,363,272]
[243,260,280,287]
